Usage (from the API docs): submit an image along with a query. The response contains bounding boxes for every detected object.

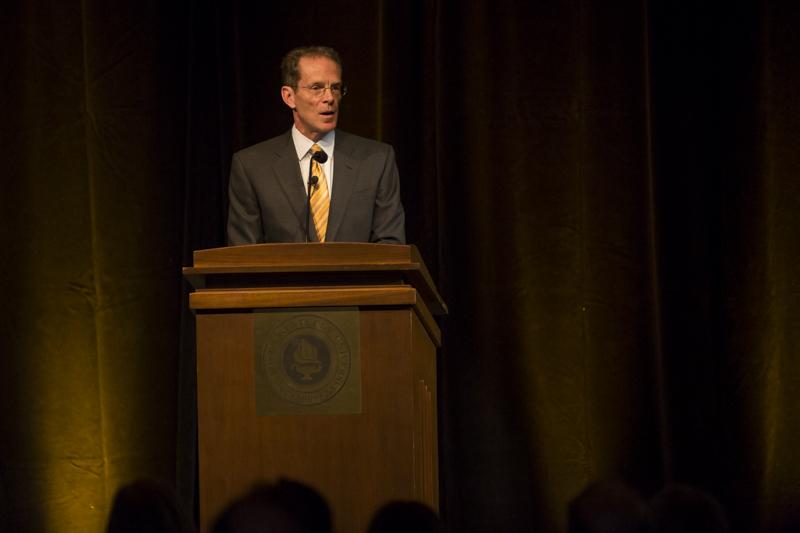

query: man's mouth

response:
[320,110,336,116]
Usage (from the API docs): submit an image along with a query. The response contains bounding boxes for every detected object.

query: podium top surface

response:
[183,243,447,315]
[187,242,417,269]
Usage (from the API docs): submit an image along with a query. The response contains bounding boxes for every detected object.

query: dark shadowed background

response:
[2,1,799,532]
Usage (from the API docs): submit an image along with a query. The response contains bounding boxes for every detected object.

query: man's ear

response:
[281,86,296,110]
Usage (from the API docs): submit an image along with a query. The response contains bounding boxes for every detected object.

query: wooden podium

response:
[183,243,446,532]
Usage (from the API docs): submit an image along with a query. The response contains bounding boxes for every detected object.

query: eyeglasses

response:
[299,83,348,97]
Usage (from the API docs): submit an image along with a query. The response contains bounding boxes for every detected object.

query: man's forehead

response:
[298,56,341,79]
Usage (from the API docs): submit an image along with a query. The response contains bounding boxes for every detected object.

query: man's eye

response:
[311,84,323,90]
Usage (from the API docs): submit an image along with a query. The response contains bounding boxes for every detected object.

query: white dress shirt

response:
[291,126,335,192]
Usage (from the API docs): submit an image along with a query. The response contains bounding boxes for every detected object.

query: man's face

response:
[281,56,342,141]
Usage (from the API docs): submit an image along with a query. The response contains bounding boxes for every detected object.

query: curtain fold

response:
[2,2,188,531]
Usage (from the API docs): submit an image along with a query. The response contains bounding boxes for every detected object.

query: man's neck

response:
[295,126,333,143]
[291,127,335,160]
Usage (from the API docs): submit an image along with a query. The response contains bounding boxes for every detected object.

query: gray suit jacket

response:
[227,129,405,245]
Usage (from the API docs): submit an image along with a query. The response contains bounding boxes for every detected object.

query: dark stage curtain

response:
[2,1,799,532]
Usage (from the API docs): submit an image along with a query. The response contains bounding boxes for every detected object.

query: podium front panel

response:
[195,305,437,533]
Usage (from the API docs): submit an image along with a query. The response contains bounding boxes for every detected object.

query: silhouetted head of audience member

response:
[213,479,331,533]
[106,478,194,533]
[568,479,651,533]
[367,500,443,533]
[648,484,729,533]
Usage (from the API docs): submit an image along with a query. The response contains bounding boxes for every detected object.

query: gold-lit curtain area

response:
[2,1,799,532]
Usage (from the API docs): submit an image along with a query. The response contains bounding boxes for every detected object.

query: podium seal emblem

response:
[260,314,352,406]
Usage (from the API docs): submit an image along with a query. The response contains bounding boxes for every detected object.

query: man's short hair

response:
[281,46,342,88]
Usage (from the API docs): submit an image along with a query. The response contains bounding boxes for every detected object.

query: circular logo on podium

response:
[260,314,351,405]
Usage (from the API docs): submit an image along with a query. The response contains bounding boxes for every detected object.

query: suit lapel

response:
[272,132,314,238]
[328,134,360,241]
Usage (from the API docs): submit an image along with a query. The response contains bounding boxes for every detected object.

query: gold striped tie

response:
[310,144,330,242]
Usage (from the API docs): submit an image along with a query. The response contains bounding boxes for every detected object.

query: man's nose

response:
[321,88,335,103]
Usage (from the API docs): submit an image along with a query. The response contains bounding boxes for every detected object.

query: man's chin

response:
[298,121,337,140]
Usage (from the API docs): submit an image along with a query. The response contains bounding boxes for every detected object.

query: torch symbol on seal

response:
[291,337,323,381]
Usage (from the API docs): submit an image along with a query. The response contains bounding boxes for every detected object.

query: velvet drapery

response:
[2,1,799,532]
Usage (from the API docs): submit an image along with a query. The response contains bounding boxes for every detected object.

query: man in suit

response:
[227,46,406,245]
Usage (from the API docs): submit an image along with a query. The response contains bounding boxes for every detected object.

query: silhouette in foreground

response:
[106,478,194,533]
[213,479,331,533]
[367,500,444,533]
[568,479,650,533]
[648,484,728,533]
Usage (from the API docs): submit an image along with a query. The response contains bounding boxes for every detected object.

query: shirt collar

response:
[291,126,335,160]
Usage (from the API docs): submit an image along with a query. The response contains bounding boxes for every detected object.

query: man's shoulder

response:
[335,130,393,157]
[234,131,292,161]
[233,129,394,162]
